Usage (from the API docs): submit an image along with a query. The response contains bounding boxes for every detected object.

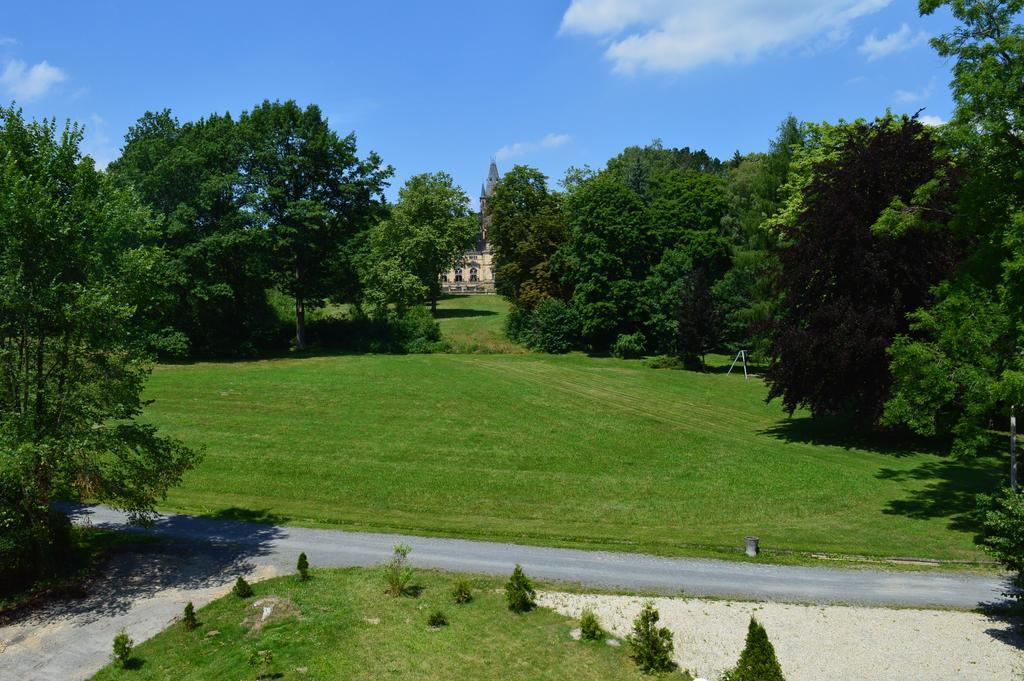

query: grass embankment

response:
[434,294,524,353]
[91,568,654,680]
[141,297,1003,562]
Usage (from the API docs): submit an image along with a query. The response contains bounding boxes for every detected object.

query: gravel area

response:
[538,591,1024,681]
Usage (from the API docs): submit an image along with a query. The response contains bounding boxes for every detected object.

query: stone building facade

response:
[440,161,499,294]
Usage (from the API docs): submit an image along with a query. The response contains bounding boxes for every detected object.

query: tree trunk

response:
[294,296,307,350]
[431,292,438,316]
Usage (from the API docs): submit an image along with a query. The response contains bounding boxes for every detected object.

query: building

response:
[440,160,499,294]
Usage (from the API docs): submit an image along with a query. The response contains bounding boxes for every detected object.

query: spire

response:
[488,158,499,183]
[480,183,486,199]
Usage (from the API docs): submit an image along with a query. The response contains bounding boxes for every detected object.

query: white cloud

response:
[0,59,67,101]
[0,37,18,47]
[858,23,928,61]
[495,132,571,161]
[919,115,946,127]
[560,0,892,74]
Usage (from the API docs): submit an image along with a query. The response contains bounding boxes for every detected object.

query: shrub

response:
[183,601,198,630]
[248,649,274,679]
[451,579,473,604]
[382,543,415,597]
[0,474,76,598]
[627,601,676,673]
[579,607,604,641]
[525,298,580,353]
[612,331,647,359]
[233,576,254,598]
[297,552,310,581]
[427,608,448,627]
[645,354,685,370]
[504,564,536,613]
[732,617,785,681]
[111,629,133,668]
[979,488,1024,605]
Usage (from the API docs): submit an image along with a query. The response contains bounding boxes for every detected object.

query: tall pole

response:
[1012,405,1018,493]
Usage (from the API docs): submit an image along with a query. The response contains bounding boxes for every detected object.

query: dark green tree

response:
[297,552,310,581]
[110,109,276,357]
[0,106,199,594]
[239,100,392,349]
[504,564,536,613]
[487,165,567,310]
[732,617,786,681]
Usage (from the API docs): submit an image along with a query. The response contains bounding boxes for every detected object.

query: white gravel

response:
[538,591,1024,681]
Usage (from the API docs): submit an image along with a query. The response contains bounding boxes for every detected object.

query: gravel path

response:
[539,592,1024,681]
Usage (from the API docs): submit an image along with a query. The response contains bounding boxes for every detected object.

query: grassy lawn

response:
[91,568,655,681]
[144,331,1003,561]
[434,294,525,353]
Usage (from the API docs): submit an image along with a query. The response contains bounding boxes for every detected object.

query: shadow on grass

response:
[875,455,1005,537]
[433,308,498,320]
[758,414,942,458]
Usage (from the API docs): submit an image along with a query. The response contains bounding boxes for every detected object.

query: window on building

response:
[439,273,448,283]
[454,268,463,282]
[470,267,479,282]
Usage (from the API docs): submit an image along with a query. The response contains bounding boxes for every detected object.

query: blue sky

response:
[2,1,957,202]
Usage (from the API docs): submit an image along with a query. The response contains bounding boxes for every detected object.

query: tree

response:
[110,109,276,357]
[360,172,476,317]
[239,100,391,349]
[0,107,199,594]
[765,115,959,423]
[884,1,1024,454]
[626,601,676,673]
[732,617,786,681]
[487,165,567,310]
[561,173,650,350]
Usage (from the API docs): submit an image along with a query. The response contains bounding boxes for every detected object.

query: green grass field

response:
[142,297,1004,562]
[92,568,656,680]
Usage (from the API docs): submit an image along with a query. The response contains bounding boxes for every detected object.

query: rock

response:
[606,638,621,647]
[204,629,220,639]
[241,596,300,633]
[295,667,308,674]
[364,617,380,625]
[569,628,581,641]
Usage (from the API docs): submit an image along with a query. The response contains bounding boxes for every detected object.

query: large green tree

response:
[487,165,567,310]
[883,0,1024,454]
[110,110,276,357]
[239,100,391,349]
[0,107,199,592]
[360,172,476,317]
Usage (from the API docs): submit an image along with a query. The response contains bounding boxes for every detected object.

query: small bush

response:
[627,601,676,673]
[382,543,415,597]
[297,552,310,581]
[645,354,685,370]
[427,608,448,627]
[980,487,1024,605]
[111,629,133,668]
[233,575,254,598]
[732,617,785,681]
[612,331,647,359]
[248,649,274,679]
[451,579,473,604]
[579,607,604,641]
[504,564,536,613]
[183,601,198,630]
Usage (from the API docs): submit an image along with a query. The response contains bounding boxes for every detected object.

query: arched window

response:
[454,268,463,282]
[470,267,479,282]
[439,273,448,283]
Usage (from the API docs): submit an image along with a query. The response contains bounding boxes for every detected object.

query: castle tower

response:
[480,159,499,243]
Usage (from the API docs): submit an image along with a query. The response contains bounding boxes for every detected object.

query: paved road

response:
[72,505,1012,609]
